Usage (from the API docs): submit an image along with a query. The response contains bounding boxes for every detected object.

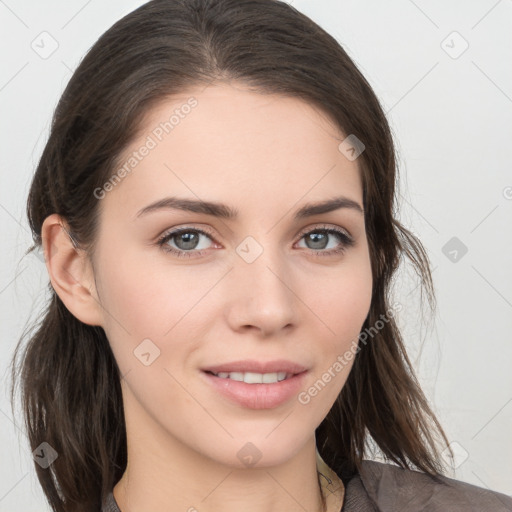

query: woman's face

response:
[90,82,372,468]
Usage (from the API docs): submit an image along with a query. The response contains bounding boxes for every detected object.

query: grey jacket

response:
[102,460,512,511]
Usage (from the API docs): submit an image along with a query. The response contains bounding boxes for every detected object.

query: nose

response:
[224,247,298,337]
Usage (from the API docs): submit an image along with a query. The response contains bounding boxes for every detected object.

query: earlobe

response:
[41,213,104,327]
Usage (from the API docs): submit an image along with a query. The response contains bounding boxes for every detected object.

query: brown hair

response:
[10,0,452,510]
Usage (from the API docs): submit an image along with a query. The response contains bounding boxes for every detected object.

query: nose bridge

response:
[226,236,297,334]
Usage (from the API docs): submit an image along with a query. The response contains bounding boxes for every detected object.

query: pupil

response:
[177,232,199,250]
[308,232,327,250]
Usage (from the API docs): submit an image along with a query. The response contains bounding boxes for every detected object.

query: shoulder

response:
[342,459,512,511]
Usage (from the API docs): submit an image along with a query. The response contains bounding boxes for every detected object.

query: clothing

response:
[340,460,512,511]
[102,459,512,511]
[317,447,345,511]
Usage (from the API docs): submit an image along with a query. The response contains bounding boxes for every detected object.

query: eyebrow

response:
[135,195,364,220]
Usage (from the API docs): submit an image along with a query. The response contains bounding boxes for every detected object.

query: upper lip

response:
[202,359,308,375]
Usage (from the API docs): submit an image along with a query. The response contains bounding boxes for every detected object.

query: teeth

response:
[214,371,289,383]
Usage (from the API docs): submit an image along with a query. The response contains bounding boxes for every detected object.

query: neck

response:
[114,447,329,512]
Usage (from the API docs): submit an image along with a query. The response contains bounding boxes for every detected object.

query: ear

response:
[41,213,104,327]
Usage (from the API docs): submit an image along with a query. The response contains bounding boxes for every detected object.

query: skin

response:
[43,81,373,512]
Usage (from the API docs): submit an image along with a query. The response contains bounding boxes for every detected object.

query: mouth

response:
[200,361,309,409]
[203,370,296,384]
[201,359,308,377]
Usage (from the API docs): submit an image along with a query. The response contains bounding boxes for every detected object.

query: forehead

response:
[101,82,363,221]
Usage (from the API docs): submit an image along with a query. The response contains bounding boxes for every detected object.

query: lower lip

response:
[201,370,308,409]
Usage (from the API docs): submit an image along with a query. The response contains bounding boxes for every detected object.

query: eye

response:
[156,224,354,258]
[156,227,216,258]
[295,225,354,257]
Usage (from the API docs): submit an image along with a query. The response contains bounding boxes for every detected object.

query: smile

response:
[206,371,293,383]
[201,370,308,409]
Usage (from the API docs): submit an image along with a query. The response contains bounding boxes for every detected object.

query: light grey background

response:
[1,0,511,510]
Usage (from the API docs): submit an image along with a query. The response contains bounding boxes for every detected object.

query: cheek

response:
[311,259,372,348]
[94,246,220,376]
[95,243,200,334]
[299,265,371,417]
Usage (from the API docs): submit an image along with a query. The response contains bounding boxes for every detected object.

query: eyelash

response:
[156,224,354,259]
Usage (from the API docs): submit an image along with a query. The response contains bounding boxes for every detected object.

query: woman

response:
[10,0,512,511]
